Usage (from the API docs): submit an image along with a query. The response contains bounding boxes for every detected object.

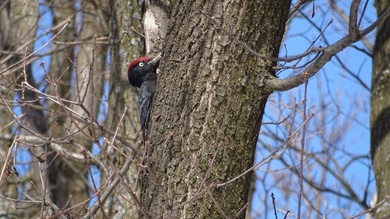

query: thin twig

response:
[217,113,314,188]
[272,193,278,219]
[297,80,309,219]
[0,19,71,75]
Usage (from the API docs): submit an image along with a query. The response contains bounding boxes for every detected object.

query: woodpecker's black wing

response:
[139,72,157,140]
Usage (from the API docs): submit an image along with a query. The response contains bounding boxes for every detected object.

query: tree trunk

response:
[46,0,87,211]
[45,0,109,213]
[0,1,44,217]
[371,0,390,218]
[99,0,145,217]
[141,1,291,218]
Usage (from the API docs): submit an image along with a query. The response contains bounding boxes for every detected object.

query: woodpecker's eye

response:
[139,62,144,67]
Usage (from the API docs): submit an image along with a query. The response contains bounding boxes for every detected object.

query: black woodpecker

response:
[127,54,161,140]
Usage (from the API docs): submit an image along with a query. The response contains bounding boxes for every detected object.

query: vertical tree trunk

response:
[371,0,390,218]
[0,0,18,207]
[46,0,79,210]
[106,0,144,144]
[142,1,291,218]
[46,0,109,212]
[0,1,44,217]
[100,0,145,217]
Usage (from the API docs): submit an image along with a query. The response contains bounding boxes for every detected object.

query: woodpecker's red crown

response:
[127,55,161,88]
[127,56,152,75]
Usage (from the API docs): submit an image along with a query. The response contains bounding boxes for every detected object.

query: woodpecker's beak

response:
[148,53,162,69]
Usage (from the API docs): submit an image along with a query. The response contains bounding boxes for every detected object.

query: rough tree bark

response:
[141,1,291,218]
[143,0,169,55]
[371,0,390,218]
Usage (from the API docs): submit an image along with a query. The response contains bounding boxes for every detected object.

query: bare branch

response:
[288,0,312,18]
[349,0,361,38]
[266,6,390,91]
[80,157,135,219]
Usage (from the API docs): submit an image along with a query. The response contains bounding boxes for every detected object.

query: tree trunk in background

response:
[142,1,291,218]
[0,85,17,218]
[46,0,89,211]
[0,1,43,218]
[1,0,149,217]
[371,0,390,218]
[100,0,145,217]
[45,0,109,213]
[1,0,119,216]
[0,1,19,216]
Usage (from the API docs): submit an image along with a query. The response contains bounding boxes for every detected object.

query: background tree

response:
[371,0,390,218]
[0,0,144,217]
[0,1,42,217]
